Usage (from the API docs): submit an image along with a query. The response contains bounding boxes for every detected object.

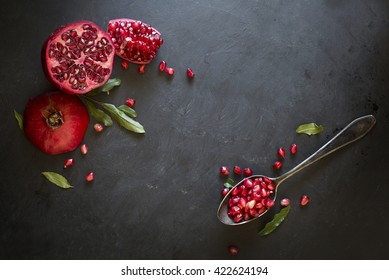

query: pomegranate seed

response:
[228,196,240,207]
[233,165,242,175]
[280,198,290,207]
[231,187,240,196]
[94,123,103,132]
[300,195,310,206]
[273,161,282,170]
[266,199,275,208]
[230,205,241,215]
[290,144,298,155]
[165,67,175,75]
[86,172,94,182]
[246,200,256,209]
[186,68,195,78]
[243,168,253,177]
[80,144,88,155]
[233,214,243,223]
[243,179,253,188]
[238,197,247,208]
[220,166,229,176]
[138,64,146,74]
[221,188,229,197]
[63,158,74,169]
[228,245,239,255]
[159,61,166,72]
[125,98,136,108]
[121,60,129,70]
[277,147,286,159]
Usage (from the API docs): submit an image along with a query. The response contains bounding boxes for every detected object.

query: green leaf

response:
[84,99,113,126]
[224,177,235,189]
[87,78,121,96]
[296,123,324,135]
[99,78,121,92]
[118,104,137,118]
[101,103,145,133]
[258,205,290,236]
[14,110,23,130]
[42,172,73,189]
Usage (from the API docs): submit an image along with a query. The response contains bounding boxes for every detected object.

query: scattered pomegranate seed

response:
[243,168,253,177]
[121,60,129,70]
[80,144,88,155]
[63,158,74,169]
[220,166,229,176]
[300,195,310,206]
[138,64,146,74]
[221,188,229,197]
[233,165,242,175]
[94,123,104,132]
[86,172,94,182]
[277,147,286,159]
[165,67,175,75]
[159,61,166,72]
[186,68,195,78]
[280,198,290,207]
[290,144,298,155]
[125,98,136,108]
[273,161,282,170]
[228,245,239,255]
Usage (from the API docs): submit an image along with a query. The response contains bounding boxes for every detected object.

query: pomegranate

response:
[42,21,115,95]
[227,176,275,223]
[107,18,163,64]
[23,91,89,155]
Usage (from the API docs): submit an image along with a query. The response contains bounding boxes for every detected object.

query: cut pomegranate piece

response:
[107,18,163,65]
[23,91,89,155]
[42,21,115,95]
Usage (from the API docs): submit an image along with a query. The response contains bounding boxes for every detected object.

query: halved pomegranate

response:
[23,91,89,155]
[107,18,163,64]
[42,20,115,95]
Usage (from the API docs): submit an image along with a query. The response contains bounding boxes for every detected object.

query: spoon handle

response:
[275,115,376,184]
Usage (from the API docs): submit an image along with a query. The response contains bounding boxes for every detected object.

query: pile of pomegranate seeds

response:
[227,176,276,223]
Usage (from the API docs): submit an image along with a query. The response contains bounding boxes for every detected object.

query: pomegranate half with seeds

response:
[42,20,115,95]
[23,91,89,155]
[107,18,163,64]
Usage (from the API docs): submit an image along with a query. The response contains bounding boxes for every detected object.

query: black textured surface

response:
[1,0,389,260]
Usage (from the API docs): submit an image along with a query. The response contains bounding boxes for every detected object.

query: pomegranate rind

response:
[42,20,115,95]
[107,18,162,65]
[23,91,90,155]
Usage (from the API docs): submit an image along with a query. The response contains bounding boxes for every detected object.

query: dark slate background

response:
[1,0,388,259]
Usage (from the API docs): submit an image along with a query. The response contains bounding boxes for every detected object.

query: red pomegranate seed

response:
[243,179,253,188]
[231,187,239,196]
[63,158,74,169]
[233,165,242,175]
[220,166,229,176]
[273,161,282,170]
[94,123,103,132]
[228,196,240,207]
[165,67,175,75]
[228,245,239,255]
[221,188,229,197]
[243,168,253,177]
[280,198,290,207]
[233,214,243,223]
[80,144,88,155]
[290,144,298,155]
[277,147,286,158]
[300,195,310,206]
[138,64,146,74]
[266,199,275,208]
[86,172,94,182]
[159,60,166,72]
[186,68,195,78]
[125,98,136,108]
[121,60,129,70]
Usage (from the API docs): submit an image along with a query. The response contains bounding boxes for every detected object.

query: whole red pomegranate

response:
[107,18,163,64]
[42,20,115,95]
[23,91,90,155]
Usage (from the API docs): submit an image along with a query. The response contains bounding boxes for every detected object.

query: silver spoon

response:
[217,115,376,226]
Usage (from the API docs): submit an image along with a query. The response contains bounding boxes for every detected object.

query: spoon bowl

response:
[217,115,376,226]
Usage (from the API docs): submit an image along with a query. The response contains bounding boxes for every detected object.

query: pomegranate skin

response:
[42,20,115,95]
[23,91,89,155]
